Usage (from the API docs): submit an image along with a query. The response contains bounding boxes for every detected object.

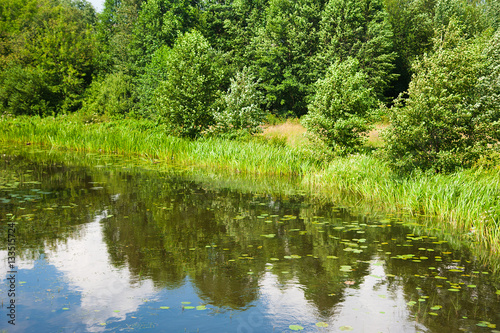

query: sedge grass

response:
[304,154,500,259]
[1,115,499,263]
[1,115,321,176]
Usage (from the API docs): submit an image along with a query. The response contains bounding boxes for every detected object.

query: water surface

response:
[1,146,499,332]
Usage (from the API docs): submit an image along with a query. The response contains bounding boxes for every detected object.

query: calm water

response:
[1,146,499,333]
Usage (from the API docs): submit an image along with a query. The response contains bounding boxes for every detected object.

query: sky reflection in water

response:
[0,148,499,332]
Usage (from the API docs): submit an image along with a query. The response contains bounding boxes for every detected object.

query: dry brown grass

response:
[260,119,308,148]
[366,122,389,148]
[261,119,389,149]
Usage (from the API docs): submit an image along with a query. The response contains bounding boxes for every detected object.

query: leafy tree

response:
[132,0,201,70]
[384,25,500,174]
[251,0,323,117]
[0,0,96,114]
[434,0,490,36]
[302,57,377,154]
[95,0,144,75]
[384,0,436,97]
[154,30,226,138]
[317,0,396,99]
[209,67,266,137]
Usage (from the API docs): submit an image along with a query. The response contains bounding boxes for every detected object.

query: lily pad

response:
[289,325,304,331]
[316,322,328,327]
[339,326,354,331]
[160,306,170,309]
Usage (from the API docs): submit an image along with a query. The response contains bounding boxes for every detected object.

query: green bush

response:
[80,72,136,118]
[208,67,266,138]
[0,66,54,116]
[301,57,377,154]
[384,25,500,174]
[154,30,226,139]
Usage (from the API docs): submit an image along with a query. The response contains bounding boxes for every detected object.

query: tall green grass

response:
[1,115,499,263]
[303,154,500,258]
[1,115,321,175]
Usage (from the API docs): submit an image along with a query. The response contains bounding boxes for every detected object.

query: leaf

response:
[160,306,170,309]
[289,325,304,331]
[184,306,195,309]
[339,326,354,331]
[196,305,207,310]
[316,322,328,327]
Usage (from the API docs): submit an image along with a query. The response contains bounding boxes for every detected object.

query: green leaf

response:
[289,325,304,331]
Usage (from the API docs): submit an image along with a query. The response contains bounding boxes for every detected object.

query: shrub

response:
[154,30,226,139]
[80,72,136,118]
[301,57,377,154]
[208,67,266,138]
[0,66,54,116]
[383,25,500,174]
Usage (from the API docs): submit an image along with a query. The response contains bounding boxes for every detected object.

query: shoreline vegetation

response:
[1,114,499,268]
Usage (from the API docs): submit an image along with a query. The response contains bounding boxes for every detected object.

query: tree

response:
[132,0,201,70]
[154,30,226,138]
[250,0,323,117]
[384,0,436,97]
[384,24,500,174]
[209,67,266,137]
[0,0,96,114]
[317,0,396,99]
[302,57,377,154]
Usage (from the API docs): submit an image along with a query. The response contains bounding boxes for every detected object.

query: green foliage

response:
[302,58,377,154]
[135,45,171,119]
[0,0,96,114]
[434,0,490,36]
[132,0,201,69]
[154,30,226,138]
[81,72,136,118]
[0,66,53,115]
[251,0,323,117]
[384,25,500,174]
[208,67,266,138]
[384,0,436,96]
[318,0,396,98]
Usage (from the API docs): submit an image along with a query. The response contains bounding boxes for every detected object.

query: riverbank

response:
[1,114,499,264]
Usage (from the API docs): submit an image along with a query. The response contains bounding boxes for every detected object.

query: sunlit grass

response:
[0,115,321,176]
[260,118,308,148]
[1,114,499,263]
[304,154,500,258]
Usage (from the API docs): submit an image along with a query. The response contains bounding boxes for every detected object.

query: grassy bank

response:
[1,115,321,175]
[1,114,499,262]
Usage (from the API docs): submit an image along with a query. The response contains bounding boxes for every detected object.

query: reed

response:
[303,154,500,256]
[0,115,321,175]
[1,115,498,259]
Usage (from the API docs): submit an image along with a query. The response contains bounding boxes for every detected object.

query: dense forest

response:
[0,0,499,173]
